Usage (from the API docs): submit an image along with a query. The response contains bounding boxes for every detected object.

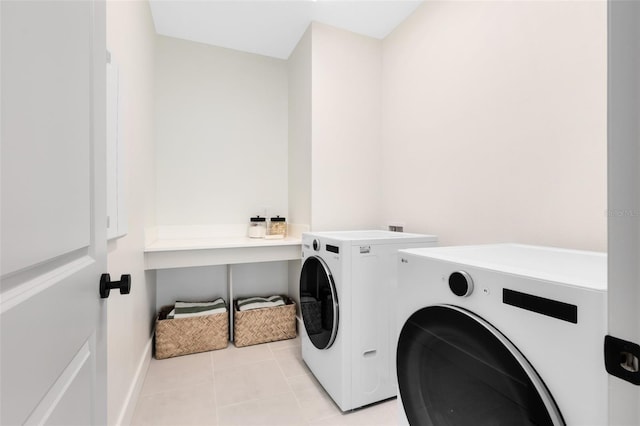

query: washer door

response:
[299,255,339,349]
[397,305,564,426]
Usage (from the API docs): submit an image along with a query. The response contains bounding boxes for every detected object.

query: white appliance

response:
[299,230,438,411]
[396,244,607,426]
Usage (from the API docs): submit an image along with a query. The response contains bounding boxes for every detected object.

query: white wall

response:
[288,27,313,228]
[287,27,313,305]
[155,36,289,226]
[311,23,383,231]
[105,1,157,425]
[153,35,290,317]
[382,1,607,251]
[285,22,383,305]
[156,262,289,309]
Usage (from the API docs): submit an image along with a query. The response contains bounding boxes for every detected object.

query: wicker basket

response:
[155,305,229,359]
[233,296,297,347]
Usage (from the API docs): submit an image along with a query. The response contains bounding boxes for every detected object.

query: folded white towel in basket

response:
[237,295,285,311]
[167,298,227,319]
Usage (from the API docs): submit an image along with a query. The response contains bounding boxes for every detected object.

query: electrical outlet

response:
[388,220,405,232]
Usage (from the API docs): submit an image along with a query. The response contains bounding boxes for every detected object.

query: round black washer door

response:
[299,255,339,349]
[397,305,564,426]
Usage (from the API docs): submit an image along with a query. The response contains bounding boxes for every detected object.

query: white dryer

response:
[396,244,607,426]
[300,230,438,411]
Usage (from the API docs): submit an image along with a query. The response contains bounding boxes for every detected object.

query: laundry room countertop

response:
[145,235,302,252]
[143,225,305,270]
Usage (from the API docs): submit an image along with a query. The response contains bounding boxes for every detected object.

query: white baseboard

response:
[115,337,153,426]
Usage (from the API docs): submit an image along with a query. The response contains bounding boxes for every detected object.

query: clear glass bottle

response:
[267,216,287,238]
[248,216,266,238]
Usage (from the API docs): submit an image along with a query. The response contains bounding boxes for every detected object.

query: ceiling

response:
[148,0,424,59]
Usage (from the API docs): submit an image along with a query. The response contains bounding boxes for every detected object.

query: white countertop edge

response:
[144,223,309,253]
[145,236,302,252]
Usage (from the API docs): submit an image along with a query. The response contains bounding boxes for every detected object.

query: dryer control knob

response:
[449,271,474,297]
[312,239,321,251]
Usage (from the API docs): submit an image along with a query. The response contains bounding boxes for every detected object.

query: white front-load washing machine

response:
[299,230,438,411]
[396,244,607,426]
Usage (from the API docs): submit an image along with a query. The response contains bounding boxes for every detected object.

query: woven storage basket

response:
[155,305,228,359]
[233,296,297,347]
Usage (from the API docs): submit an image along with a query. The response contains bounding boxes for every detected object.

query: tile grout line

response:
[212,344,277,373]
[137,376,214,396]
[213,389,293,411]
[210,351,220,426]
[138,365,214,398]
[270,341,311,425]
[212,344,294,411]
[284,351,346,424]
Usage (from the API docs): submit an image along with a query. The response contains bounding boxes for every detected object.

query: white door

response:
[1,1,107,425]
[607,0,640,424]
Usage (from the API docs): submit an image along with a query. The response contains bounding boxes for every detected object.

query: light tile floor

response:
[132,336,399,426]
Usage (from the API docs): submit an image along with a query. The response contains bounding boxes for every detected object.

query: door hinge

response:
[604,335,640,385]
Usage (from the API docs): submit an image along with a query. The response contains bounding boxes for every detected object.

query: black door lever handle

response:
[100,273,131,298]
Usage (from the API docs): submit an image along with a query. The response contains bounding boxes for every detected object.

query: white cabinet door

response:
[607,1,640,424]
[1,1,107,424]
